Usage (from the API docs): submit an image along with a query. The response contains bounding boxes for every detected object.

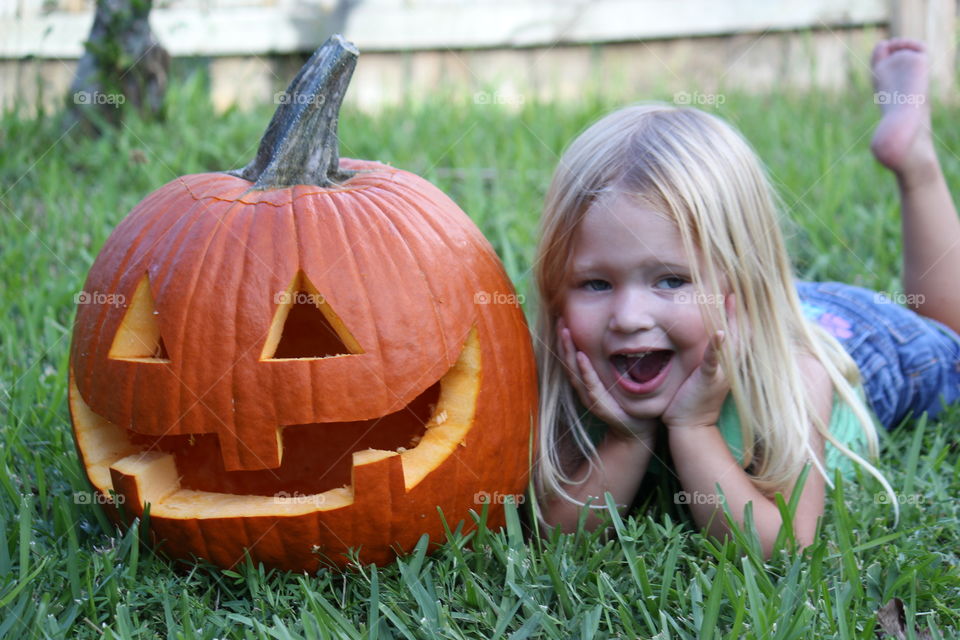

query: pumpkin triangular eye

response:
[261,270,363,360]
[109,273,171,363]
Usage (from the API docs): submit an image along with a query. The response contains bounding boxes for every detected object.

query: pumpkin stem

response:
[229,34,358,189]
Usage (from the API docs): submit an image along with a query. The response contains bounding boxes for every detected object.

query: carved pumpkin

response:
[68,36,537,571]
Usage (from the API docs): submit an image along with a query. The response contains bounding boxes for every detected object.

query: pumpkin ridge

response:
[226,199,284,471]
[80,186,205,415]
[352,187,457,371]
[79,185,182,377]
[129,200,227,440]
[371,180,488,271]
[316,190,392,413]
[298,199,321,425]
[362,181,488,357]
[347,190,459,408]
[280,194,311,446]
[163,196,251,442]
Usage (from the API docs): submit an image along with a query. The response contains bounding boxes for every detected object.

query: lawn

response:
[1,64,958,638]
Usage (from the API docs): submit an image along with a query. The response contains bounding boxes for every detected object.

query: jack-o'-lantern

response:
[68,36,537,571]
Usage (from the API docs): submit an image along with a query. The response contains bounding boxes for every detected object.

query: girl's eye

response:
[582,279,611,292]
[656,276,687,290]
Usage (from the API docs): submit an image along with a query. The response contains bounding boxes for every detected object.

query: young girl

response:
[534,39,960,556]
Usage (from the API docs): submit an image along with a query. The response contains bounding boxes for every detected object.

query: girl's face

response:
[562,193,717,421]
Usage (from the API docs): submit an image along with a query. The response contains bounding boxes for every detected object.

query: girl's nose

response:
[608,290,656,333]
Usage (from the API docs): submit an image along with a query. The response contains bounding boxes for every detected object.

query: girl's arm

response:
[539,430,656,533]
[666,352,831,557]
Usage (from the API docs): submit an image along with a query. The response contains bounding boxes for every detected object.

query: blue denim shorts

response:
[795,281,960,429]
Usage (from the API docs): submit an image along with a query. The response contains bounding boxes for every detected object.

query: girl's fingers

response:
[557,317,644,435]
[696,330,723,380]
[724,291,739,350]
[557,319,595,406]
[576,351,607,400]
[577,351,632,432]
[558,323,582,382]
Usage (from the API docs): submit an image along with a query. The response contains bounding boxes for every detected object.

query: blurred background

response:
[2,0,957,114]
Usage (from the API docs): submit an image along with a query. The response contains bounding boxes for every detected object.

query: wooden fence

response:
[1,0,955,112]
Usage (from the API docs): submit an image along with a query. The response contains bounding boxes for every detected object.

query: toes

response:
[888,37,926,54]
[871,40,891,67]
[871,38,926,70]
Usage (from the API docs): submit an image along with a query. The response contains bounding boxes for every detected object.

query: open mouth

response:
[69,329,481,518]
[611,350,673,385]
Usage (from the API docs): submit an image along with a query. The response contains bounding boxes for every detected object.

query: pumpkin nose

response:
[261,270,363,361]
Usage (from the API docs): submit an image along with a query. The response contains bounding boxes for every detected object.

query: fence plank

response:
[2,0,889,59]
[889,0,955,95]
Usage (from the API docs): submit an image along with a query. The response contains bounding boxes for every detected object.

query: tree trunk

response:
[64,0,170,135]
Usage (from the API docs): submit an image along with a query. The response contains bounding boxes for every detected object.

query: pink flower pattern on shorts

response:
[801,302,855,340]
[817,312,854,339]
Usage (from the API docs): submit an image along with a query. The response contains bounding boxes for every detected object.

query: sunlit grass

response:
[1,67,958,638]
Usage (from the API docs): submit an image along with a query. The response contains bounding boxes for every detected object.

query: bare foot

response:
[870,38,937,183]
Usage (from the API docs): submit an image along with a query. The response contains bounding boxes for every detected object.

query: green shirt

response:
[716,389,873,479]
[585,388,874,480]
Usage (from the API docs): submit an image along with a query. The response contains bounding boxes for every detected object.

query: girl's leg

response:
[871,38,960,334]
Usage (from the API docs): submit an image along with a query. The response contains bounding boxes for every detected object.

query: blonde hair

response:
[535,103,895,513]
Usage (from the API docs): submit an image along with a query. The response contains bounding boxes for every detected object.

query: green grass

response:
[1,67,959,638]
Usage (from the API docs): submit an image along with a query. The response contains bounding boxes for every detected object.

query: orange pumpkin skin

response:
[68,40,537,571]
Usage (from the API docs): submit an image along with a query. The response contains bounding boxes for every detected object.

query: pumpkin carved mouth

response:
[69,328,480,518]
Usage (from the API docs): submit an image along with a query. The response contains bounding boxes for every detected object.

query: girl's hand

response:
[557,318,658,440]
[662,294,737,429]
